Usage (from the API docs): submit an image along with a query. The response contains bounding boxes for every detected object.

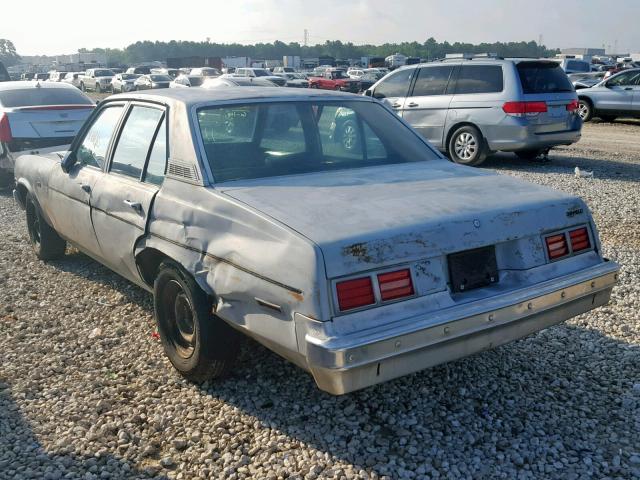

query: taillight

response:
[0,113,11,143]
[566,100,579,112]
[569,227,591,253]
[377,269,414,301]
[336,277,375,311]
[503,101,548,116]
[545,233,569,260]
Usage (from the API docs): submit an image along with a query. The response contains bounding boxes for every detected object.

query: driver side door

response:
[47,104,126,259]
[596,71,639,113]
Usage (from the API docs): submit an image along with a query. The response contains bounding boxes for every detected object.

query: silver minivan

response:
[367,58,582,165]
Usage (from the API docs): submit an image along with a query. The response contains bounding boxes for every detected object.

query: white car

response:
[0,81,94,186]
[169,74,206,88]
[188,67,221,78]
[111,73,141,93]
[61,72,82,89]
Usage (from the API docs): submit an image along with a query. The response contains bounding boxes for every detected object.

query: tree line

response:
[78,37,558,66]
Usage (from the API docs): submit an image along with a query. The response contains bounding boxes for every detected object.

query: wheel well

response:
[445,122,483,154]
[15,183,28,208]
[136,248,172,288]
[578,96,592,106]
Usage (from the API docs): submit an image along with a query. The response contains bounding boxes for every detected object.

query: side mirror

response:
[364,89,373,97]
[61,151,76,173]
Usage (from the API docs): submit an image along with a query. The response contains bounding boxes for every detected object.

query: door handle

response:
[407,102,419,107]
[624,87,633,91]
[123,199,142,212]
[80,183,91,193]
[391,103,402,109]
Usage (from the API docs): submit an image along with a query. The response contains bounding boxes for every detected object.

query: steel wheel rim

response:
[163,280,195,358]
[578,102,589,120]
[342,123,358,150]
[454,132,477,160]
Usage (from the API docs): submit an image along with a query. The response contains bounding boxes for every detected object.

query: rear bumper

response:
[305,261,618,395]
[485,117,582,152]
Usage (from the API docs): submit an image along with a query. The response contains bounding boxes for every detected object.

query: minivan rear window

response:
[0,88,94,108]
[454,65,504,94]
[517,62,574,94]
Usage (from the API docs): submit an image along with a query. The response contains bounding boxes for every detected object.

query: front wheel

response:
[448,125,487,166]
[154,260,240,382]
[25,194,66,260]
[578,99,593,122]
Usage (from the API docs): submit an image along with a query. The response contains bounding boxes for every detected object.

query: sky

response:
[5,0,640,56]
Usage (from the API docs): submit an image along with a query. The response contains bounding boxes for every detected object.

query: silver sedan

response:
[577,68,640,122]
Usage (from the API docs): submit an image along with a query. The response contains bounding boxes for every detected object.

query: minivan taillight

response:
[0,113,12,143]
[503,101,548,116]
[569,227,591,253]
[336,277,375,311]
[545,233,569,260]
[378,269,414,301]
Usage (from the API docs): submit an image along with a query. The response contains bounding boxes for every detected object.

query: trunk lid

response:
[221,161,589,278]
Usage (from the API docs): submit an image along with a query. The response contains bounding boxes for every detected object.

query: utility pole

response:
[304,29,309,47]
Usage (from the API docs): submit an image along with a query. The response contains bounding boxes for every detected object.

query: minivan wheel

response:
[448,126,487,166]
[25,194,66,260]
[154,260,240,383]
[578,99,593,121]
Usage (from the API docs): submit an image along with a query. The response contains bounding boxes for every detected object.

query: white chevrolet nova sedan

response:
[13,88,619,395]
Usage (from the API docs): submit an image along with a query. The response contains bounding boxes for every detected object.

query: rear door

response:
[90,103,167,283]
[516,61,577,133]
[400,65,456,148]
[598,70,640,113]
[370,67,415,114]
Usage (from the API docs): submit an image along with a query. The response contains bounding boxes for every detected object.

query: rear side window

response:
[454,65,504,94]
[412,66,455,96]
[0,88,93,108]
[373,68,414,98]
[111,106,164,179]
[517,62,574,94]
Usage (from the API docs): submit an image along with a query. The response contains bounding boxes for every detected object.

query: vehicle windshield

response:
[517,62,574,93]
[188,76,204,86]
[197,101,438,183]
[94,69,114,77]
[201,68,221,76]
[150,75,171,82]
[331,71,348,79]
[121,74,138,80]
[0,88,93,107]
[252,69,270,77]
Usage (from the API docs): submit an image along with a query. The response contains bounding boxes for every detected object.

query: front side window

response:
[454,65,504,94]
[110,106,164,179]
[373,68,414,98]
[196,101,439,183]
[412,66,454,96]
[76,106,124,168]
[607,71,640,87]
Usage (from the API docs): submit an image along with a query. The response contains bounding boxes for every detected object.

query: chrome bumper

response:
[306,262,619,395]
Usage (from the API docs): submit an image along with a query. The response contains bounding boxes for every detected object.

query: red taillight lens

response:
[378,269,414,301]
[503,101,548,115]
[336,277,375,311]
[545,233,569,260]
[569,227,591,253]
[566,100,579,112]
[0,113,11,143]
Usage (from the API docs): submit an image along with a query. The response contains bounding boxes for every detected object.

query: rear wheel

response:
[448,125,487,166]
[154,260,240,382]
[25,194,66,260]
[578,99,593,122]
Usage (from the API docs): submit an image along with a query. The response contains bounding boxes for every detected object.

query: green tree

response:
[0,39,20,67]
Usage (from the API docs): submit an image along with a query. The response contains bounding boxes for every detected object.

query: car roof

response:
[108,86,372,107]
[398,58,562,71]
[0,81,79,91]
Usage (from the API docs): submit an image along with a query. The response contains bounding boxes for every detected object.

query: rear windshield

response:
[196,101,438,183]
[517,62,574,94]
[94,70,114,77]
[150,75,171,82]
[566,60,590,72]
[188,76,204,86]
[0,88,93,108]
[121,74,138,80]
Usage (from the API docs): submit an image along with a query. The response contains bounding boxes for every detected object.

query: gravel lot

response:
[1,121,639,480]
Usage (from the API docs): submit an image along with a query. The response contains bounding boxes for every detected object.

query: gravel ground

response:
[1,121,639,480]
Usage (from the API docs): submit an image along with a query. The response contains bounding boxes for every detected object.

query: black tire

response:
[448,125,487,166]
[153,260,240,382]
[578,99,593,122]
[25,194,66,261]
[80,82,85,92]
[599,115,616,123]
[95,83,101,93]
[515,149,543,160]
